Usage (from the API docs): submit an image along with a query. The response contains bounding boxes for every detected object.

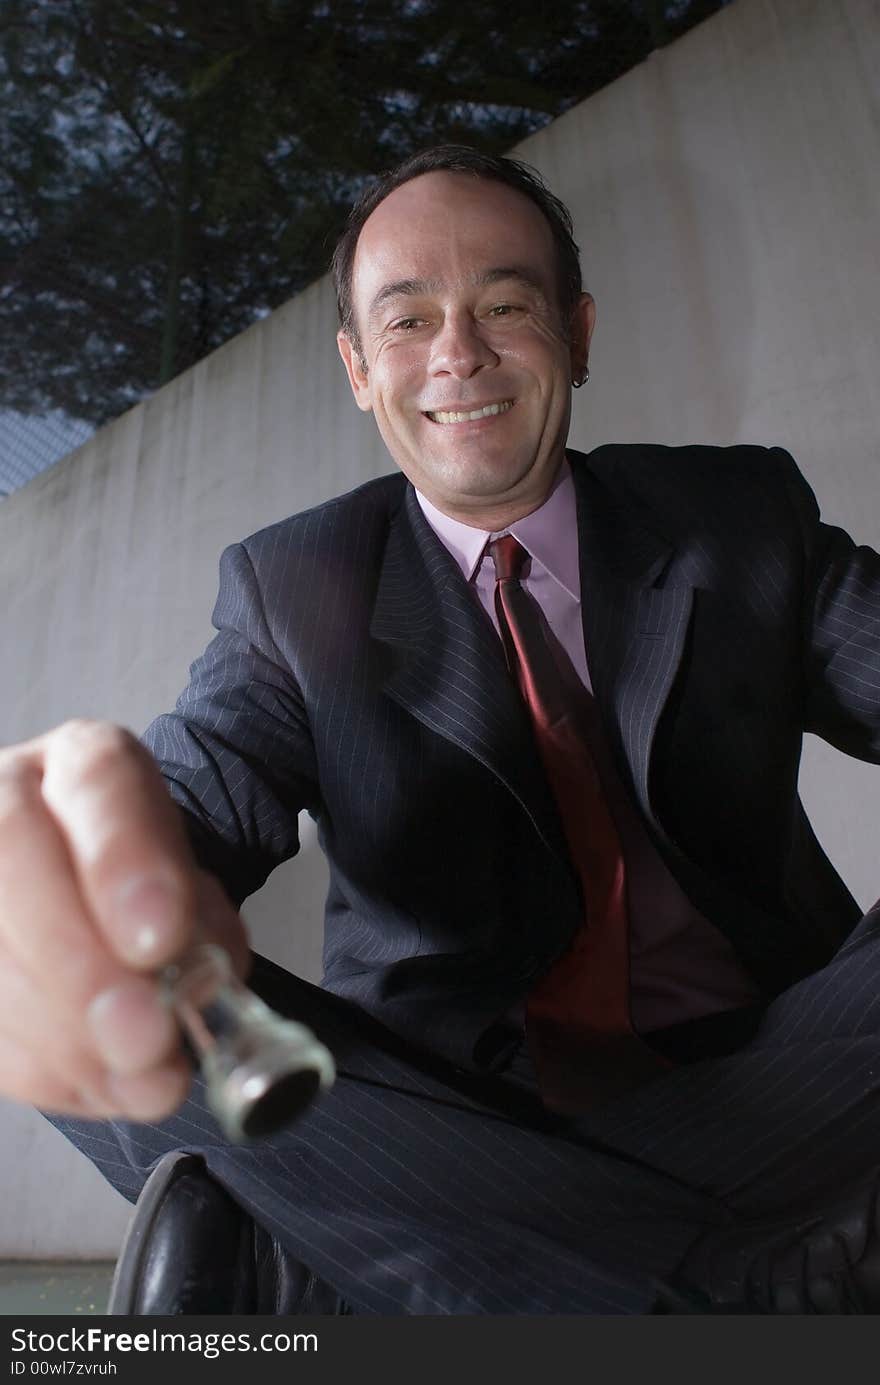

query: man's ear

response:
[337,331,373,413]
[569,292,596,383]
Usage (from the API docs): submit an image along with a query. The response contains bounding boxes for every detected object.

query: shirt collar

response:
[414,455,581,599]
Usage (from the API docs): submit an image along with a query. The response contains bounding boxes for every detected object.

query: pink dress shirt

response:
[416,456,760,1032]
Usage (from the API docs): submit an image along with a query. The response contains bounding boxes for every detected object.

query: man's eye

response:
[487,303,519,317]
[390,317,423,331]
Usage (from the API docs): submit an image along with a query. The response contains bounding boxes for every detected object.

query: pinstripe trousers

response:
[45,898,880,1314]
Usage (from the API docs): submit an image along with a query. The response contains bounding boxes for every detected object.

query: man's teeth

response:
[427,401,513,424]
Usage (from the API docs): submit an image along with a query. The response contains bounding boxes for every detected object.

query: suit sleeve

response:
[142,541,320,907]
[778,449,880,761]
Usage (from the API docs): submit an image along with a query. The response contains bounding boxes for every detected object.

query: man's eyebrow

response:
[476,266,548,295]
[367,266,548,321]
[367,278,441,320]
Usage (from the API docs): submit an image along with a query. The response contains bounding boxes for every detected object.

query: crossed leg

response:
[43,903,880,1313]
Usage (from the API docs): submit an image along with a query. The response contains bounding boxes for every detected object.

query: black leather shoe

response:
[108,1150,351,1314]
[656,1171,880,1314]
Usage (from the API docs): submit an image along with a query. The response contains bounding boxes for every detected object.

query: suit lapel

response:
[371,454,696,863]
[569,453,694,844]
[370,486,571,866]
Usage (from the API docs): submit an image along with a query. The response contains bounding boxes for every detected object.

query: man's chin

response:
[423,450,534,497]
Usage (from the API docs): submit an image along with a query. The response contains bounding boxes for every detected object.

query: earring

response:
[572,364,590,388]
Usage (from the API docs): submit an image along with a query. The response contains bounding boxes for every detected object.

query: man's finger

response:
[0,746,133,1019]
[36,720,199,969]
[0,944,181,1110]
[0,1030,115,1116]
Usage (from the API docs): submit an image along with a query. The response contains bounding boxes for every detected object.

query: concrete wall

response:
[1,0,878,1256]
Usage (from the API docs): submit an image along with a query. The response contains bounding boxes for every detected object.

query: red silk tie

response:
[490,534,669,1110]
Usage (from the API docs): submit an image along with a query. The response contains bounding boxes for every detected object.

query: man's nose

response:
[428,312,498,379]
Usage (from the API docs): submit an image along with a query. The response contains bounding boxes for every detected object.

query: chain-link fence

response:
[0,412,94,498]
[0,0,734,500]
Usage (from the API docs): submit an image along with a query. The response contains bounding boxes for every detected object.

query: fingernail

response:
[113,876,182,961]
[87,979,176,1074]
[105,1067,190,1122]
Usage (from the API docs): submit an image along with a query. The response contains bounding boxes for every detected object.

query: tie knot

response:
[488,534,528,582]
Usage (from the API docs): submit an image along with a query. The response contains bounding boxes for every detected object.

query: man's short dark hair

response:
[331,144,583,356]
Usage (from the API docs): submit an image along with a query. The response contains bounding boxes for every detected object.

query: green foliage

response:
[0,0,731,426]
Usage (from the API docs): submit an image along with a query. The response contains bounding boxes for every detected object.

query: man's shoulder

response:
[569,441,810,516]
[570,440,799,484]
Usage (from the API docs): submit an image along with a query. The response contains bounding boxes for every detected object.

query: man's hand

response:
[0,719,249,1121]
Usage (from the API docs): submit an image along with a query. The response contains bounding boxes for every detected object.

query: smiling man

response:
[7,145,880,1315]
[336,169,593,530]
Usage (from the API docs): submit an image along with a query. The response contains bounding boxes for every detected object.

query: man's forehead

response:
[351,172,557,306]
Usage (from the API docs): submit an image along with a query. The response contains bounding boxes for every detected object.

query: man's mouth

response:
[423,400,514,425]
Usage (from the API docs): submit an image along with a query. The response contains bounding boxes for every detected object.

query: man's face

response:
[337,171,595,529]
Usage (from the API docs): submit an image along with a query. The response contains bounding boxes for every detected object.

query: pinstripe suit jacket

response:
[143,444,880,1071]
